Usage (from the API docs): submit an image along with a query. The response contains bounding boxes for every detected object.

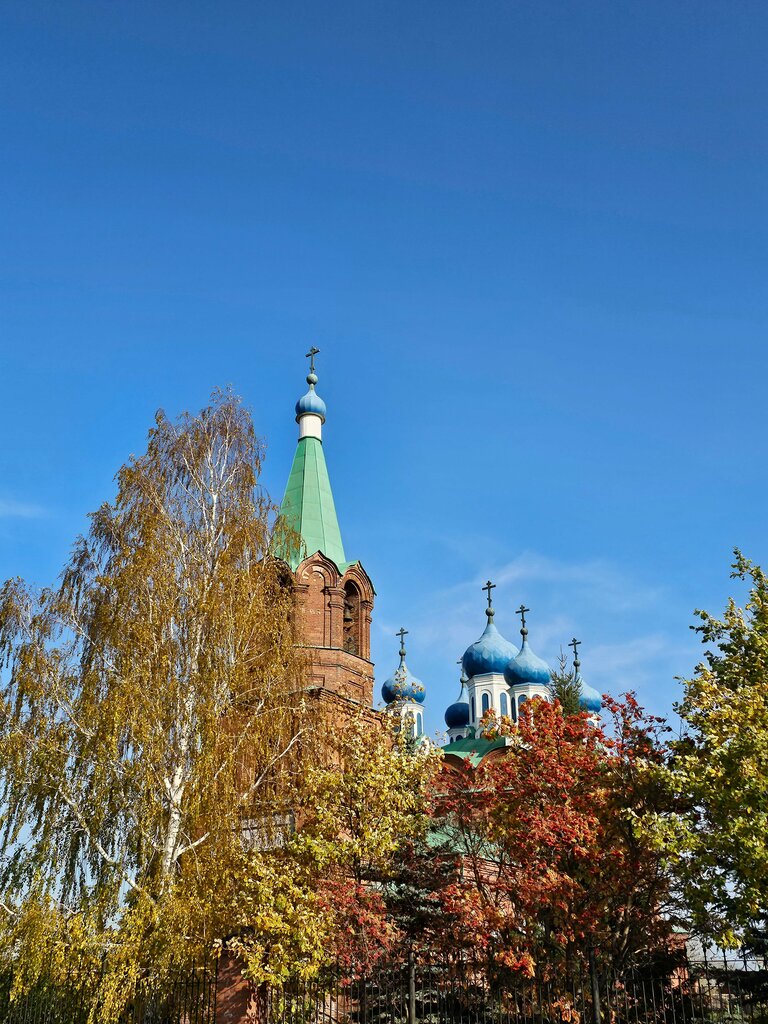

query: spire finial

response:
[295,348,326,434]
[569,636,582,675]
[396,626,408,660]
[516,604,530,641]
[305,346,320,384]
[483,580,496,621]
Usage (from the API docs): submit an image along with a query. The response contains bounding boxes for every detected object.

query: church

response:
[276,351,603,765]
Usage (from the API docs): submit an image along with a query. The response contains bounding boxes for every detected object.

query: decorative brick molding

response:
[291,553,376,706]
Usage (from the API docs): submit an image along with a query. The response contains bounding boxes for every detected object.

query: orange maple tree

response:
[433,696,675,980]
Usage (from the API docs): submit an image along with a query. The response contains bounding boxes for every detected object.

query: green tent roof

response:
[278,436,351,572]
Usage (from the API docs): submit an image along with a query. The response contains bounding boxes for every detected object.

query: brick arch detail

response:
[340,563,374,662]
[294,553,342,650]
[290,555,375,706]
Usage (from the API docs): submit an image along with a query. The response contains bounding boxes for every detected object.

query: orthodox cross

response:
[396,626,408,656]
[569,637,582,674]
[457,657,467,691]
[516,604,530,639]
[483,579,496,619]
[305,346,320,375]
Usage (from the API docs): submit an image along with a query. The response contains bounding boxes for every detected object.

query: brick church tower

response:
[276,350,375,707]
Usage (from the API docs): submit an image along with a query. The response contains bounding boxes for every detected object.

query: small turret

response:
[381,628,426,739]
[462,581,518,727]
[295,346,327,436]
[505,605,552,716]
[444,663,471,742]
[570,638,602,716]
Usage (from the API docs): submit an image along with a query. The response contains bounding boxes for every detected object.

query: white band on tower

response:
[299,414,323,441]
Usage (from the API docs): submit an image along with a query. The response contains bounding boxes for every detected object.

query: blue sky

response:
[2,1,766,734]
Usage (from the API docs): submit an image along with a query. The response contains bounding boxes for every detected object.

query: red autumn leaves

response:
[434,696,673,975]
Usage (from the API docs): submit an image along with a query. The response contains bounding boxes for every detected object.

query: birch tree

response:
[0,389,311,1007]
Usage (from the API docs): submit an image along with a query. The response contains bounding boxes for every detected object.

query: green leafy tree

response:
[292,708,443,974]
[660,551,768,946]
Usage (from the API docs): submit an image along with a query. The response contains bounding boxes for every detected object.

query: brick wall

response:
[292,553,375,706]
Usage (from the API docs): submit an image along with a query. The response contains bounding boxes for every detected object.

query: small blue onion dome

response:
[381,630,426,705]
[444,673,470,728]
[504,639,552,688]
[462,615,518,678]
[445,699,470,729]
[295,371,327,423]
[381,664,426,705]
[577,675,602,714]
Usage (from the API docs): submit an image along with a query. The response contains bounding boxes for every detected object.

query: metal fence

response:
[0,963,217,1024]
[1,955,767,1024]
[265,957,768,1024]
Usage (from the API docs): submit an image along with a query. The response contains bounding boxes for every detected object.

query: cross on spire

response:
[396,627,408,658]
[305,346,320,376]
[516,604,530,640]
[482,579,496,620]
[569,636,582,674]
[456,657,468,694]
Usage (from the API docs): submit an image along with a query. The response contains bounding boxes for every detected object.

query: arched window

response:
[481,692,491,715]
[470,696,475,723]
[417,713,423,736]
[518,694,528,712]
[500,692,509,717]
[307,569,329,646]
[510,698,517,723]
[343,582,360,655]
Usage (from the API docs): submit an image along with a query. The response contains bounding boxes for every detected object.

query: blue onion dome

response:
[444,673,470,729]
[578,676,602,713]
[381,666,425,705]
[444,700,470,728]
[571,642,602,713]
[504,639,552,687]
[295,370,327,423]
[462,594,518,678]
[504,607,551,687]
[381,630,426,705]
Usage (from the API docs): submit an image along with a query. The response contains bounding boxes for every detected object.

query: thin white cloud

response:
[584,634,696,699]
[491,551,663,613]
[0,500,46,520]
[380,552,662,649]
[373,550,699,723]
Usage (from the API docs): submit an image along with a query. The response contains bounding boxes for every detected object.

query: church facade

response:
[276,353,602,760]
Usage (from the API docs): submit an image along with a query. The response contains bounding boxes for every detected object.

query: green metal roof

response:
[278,436,351,572]
[440,733,511,767]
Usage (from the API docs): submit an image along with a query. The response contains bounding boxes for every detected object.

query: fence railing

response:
[0,962,217,1024]
[1,955,766,1024]
[264,957,768,1024]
